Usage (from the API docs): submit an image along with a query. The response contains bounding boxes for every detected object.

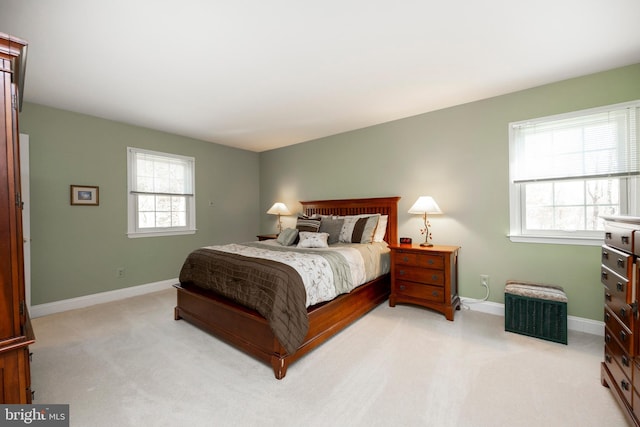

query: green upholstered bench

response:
[504,280,568,345]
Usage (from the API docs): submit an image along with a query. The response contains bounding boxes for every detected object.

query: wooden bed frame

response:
[174,196,400,379]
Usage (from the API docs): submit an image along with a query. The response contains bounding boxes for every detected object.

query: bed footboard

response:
[174,273,390,379]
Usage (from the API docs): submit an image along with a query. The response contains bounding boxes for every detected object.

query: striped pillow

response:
[339,214,380,244]
[296,215,321,233]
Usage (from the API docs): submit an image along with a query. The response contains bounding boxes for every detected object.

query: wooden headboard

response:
[300,196,401,245]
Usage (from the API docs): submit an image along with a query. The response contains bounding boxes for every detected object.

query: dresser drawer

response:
[606,335,632,381]
[602,266,634,329]
[602,245,634,279]
[603,339,633,404]
[601,266,632,304]
[605,222,637,253]
[394,280,445,303]
[395,266,444,286]
[634,357,640,392]
[604,286,634,329]
[604,307,634,355]
[393,251,444,269]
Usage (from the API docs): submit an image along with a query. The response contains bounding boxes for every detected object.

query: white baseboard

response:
[30,279,177,318]
[460,298,605,337]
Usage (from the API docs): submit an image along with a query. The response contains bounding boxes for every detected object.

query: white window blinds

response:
[130,148,194,196]
[511,101,640,183]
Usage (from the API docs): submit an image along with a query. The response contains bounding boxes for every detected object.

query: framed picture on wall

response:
[70,185,99,206]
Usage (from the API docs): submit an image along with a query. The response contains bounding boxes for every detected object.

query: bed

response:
[174,196,400,379]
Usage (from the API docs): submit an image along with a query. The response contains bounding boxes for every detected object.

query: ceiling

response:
[1,1,639,152]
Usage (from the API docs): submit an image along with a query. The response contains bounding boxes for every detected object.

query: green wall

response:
[18,64,640,320]
[19,104,259,305]
[259,63,640,321]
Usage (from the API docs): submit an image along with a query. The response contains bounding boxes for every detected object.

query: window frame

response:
[508,100,640,246]
[127,147,196,238]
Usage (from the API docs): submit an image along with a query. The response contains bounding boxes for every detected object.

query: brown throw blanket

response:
[178,248,309,354]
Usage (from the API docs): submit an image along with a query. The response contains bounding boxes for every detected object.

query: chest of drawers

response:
[389,244,460,320]
[601,217,640,425]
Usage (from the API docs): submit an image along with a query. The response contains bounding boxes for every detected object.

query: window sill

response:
[507,234,603,246]
[127,229,196,239]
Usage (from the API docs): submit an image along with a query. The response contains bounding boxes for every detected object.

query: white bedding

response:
[203,241,390,307]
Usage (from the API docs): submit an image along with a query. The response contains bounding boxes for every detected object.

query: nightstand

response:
[389,244,461,320]
[257,234,278,241]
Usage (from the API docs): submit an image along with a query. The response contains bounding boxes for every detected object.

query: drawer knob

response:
[399,270,406,276]
[399,285,406,291]
[606,232,612,239]
[620,331,627,342]
[605,353,612,363]
[605,312,611,322]
[601,271,608,280]
[603,251,609,260]
[622,355,630,367]
[621,307,627,318]
[431,275,439,281]
[622,380,630,391]
[606,334,611,343]
[605,292,612,302]
[617,282,624,292]
[402,256,409,262]
[427,259,434,265]
[432,291,439,297]
[617,258,625,268]
[622,236,630,244]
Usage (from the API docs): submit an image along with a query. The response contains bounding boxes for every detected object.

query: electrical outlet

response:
[480,274,489,288]
[116,267,125,278]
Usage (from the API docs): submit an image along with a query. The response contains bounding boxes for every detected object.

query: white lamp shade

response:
[266,202,291,215]
[408,196,442,214]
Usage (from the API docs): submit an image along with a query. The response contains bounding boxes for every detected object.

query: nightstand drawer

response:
[395,280,444,303]
[393,251,444,269]
[395,266,444,286]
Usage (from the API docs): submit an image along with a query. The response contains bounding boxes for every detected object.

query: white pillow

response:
[373,215,388,242]
[297,232,329,248]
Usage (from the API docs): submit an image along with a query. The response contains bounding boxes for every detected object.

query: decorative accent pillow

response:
[373,215,388,242]
[339,214,380,244]
[276,228,298,246]
[318,216,345,245]
[297,231,329,248]
[295,215,321,233]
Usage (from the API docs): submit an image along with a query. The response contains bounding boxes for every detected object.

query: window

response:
[509,100,640,245]
[127,147,196,238]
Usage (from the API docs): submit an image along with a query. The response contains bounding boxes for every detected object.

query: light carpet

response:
[30,289,626,427]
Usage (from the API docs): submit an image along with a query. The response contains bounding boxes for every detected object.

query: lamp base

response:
[420,242,434,247]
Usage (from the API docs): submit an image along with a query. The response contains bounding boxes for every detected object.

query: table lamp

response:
[266,202,291,233]
[408,196,442,247]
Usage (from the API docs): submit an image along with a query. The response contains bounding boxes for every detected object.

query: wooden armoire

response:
[0,32,33,403]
